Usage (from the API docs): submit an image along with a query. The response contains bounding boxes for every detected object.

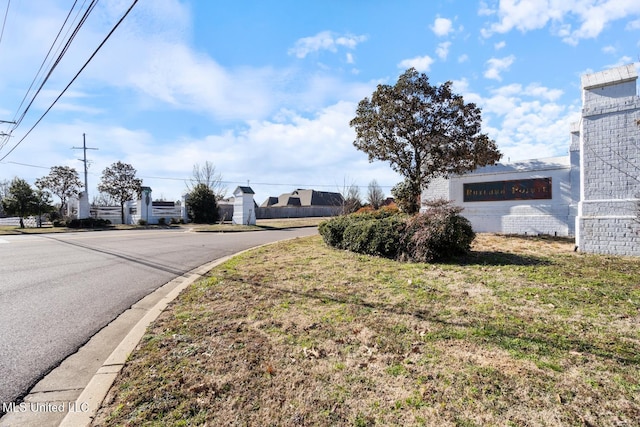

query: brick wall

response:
[577,64,640,256]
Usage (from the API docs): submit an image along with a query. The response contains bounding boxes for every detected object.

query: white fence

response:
[0,216,47,227]
[152,205,182,220]
[91,206,123,224]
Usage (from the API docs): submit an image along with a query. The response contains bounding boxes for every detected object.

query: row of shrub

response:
[318,200,475,262]
[64,218,112,228]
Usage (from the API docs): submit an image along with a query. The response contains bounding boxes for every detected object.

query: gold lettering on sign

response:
[463,178,552,202]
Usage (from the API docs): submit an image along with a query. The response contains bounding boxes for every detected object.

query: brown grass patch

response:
[93,234,640,426]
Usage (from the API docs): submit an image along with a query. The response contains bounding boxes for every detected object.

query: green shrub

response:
[318,215,353,248]
[66,217,111,228]
[401,200,475,262]
[138,219,147,226]
[320,200,475,263]
[158,217,166,225]
[342,216,405,257]
[319,212,405,257]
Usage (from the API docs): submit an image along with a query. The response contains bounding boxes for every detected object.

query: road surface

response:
[0,227,317,407]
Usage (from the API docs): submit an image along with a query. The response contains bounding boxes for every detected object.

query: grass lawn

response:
[92,234,640,427]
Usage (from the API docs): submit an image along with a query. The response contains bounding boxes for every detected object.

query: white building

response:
[422,64,640,256]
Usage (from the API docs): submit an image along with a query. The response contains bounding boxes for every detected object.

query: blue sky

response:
[0,0,639,205]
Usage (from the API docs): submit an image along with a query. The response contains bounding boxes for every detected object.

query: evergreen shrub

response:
[319,200,475,262]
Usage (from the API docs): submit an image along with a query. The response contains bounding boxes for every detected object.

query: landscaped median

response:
[92,234,640,426]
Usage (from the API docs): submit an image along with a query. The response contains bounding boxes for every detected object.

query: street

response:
[0,227,317,407]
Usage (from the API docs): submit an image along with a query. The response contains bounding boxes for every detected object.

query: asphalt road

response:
[0,227,317,407]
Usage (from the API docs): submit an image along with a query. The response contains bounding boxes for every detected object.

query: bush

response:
[66,217,111,228]
[319,212,405,257]
[342,215,405,257]
[401,200,475,262]
[318,215,353,249]
[158,217,166,225]
[138,219,147,226]
[319,200,475,263]
[355,206,375,214]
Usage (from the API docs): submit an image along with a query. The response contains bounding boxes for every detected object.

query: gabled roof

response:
[233,186,255,195]
[260,196,279,207]
[261,189,344,207]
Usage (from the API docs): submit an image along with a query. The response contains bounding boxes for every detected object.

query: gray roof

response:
[234,186,255,195]
[264,189,344,207]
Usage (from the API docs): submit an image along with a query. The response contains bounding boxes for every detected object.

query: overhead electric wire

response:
[0,161,396,190]
[0,0,139,162]
[0,0,11,146]
[9,0,82,129]
[0,0,85,152]
[10,0,96,131]
[0,0,9,51]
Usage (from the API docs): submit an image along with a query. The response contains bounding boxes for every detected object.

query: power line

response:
[0,0,9,52]
[1,161,398,190]
[0,0,12,143]
[8,0,86,134]
[0,0,139,162]
[5,0,97,150]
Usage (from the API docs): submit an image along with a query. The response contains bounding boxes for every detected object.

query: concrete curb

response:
[59,255,233,427]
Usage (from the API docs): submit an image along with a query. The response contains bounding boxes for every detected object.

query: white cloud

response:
[458,54,469,63]
[604,56,634,69]
[563,1,640,44]
[478,1,495,17]
[627,19,640,30]
[114,102,401,202]
[484,55,515,81]
[431,17,453,37]
[122,42,278,120]
[288,31,367,59]
[602,45,617,54]
[436,42,452,60]
[6,99,403,204]
[481,0,640,45]
[494,41,506,50]
[398,56,435,72]
[453,80,580,162]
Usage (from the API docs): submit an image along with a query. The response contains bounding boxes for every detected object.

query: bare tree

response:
[92,192,116,207]
[366,179,385,210]
[186,161,226,200]
[337,177,362,214]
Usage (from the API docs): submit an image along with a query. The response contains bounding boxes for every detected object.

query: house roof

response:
[261,189,344,207]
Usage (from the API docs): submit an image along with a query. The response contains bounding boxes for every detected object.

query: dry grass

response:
[93,234,640,427]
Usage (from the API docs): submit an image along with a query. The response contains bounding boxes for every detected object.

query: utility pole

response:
[72,133,98,196]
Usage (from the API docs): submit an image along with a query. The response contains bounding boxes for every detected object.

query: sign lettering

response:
[463,178,552,202]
